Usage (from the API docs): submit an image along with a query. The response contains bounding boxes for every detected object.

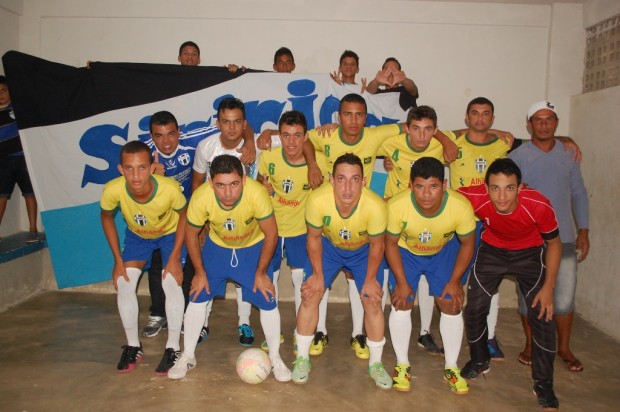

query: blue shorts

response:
[121,229,187,268]
[388,235,461,300]
[303,237,385,294]
[192,237,276,310]
[270,234,308,272]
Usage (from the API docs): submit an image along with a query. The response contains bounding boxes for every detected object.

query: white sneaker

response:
[168,353,197,380]
[271,357,292,382]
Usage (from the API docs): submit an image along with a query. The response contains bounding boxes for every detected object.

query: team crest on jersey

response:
[224,218,236,231]
[134,213,147,226]
[339,228,351,240]
[282,178,294,194]
[474,156,487,174]
[177,153,190,166]
[418,229,431,243]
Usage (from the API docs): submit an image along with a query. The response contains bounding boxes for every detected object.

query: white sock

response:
[316,288,329,334]
[367,337,386,365]
[291,268,304,316]
[348,278,364,337]
[418,275,434,335]
[440,312,464,369]
[487,292,499,339]
[295,330,313,359]
[183,301,207,359]
[117,267,142,347]
[261,308,282,360]
[236,286,252,326]
[389,307,412,365]
[204,300,213,328]
[162,273,184,351]
[272,270,280,303]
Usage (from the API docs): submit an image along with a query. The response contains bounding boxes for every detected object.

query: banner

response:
[2,51,407,288]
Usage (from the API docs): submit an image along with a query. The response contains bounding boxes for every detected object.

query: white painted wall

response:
[0,1,27,236]
[570,85,620,340]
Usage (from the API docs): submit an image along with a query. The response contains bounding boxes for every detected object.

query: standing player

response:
[0,76,39,243]
[168,155,291,382]
[192,97,259,346]
[292,153,392,389]
[257,111,321,352]
[330,50,366,90]
[366,57,419,111]
[177,40,240,72]
[509,101,589,372]
[385,157,475,393]
[100,141,186,376]
[458,158,561,410]
[142,111,209,345]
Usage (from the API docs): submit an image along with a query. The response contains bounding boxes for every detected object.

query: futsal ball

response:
[236,348,272,384]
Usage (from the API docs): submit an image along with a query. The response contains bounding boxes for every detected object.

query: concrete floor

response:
[0,291,619,412]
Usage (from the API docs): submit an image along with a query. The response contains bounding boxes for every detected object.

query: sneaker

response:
[444,368,469,394]
[369,362,393,390]
[417,332,442,355]
[271,357,292,382]
[350,334,370,359]
[461,359,491,379]
[291,356,311,384]
[309,332,329,356]
[260,334,284,353]
[533,380,559,410]
[26,232,40,243]
[238,324,254,346]
[143,316,167,338]
[155,348,180,376]
[392,364,411,392]
[168,353,197,380]
[117,344,144,373]
[197,326,210,344]
[487,337,505,361]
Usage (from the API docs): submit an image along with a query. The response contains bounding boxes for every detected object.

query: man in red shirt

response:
[457,158,561,411]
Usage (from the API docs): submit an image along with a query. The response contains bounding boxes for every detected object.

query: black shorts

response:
[0,155,35,198]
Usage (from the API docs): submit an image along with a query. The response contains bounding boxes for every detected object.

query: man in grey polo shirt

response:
[509,101,589,372]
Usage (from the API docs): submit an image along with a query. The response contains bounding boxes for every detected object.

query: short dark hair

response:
[407,106,437,128]
[217,97,246,120]
[0,75,6,86]
[279,110,307,134]
[149,111,179,133]
[274,47,294,64]
[410,157,444,182]
[121,141,152,164]
[338,93,367,114]
[382,57,401,71]
[209,154,244,179]
[179,41,200,56]
[485,158,521,185]
[332,153,363,176]
[339,50,359,66]
[466,97,494,114]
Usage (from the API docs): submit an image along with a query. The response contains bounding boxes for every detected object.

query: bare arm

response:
[238,124,256,165]
[191,170,207,193]
[100,210,127,289]
[385,233,414,310]
[302,140,323,189]
[253,215,279,302]
[301,225,325,301]
[360,234,385,307]
[434,130,459,163]
[185,222,210,300]
[440,233,475,311]
[163,207,187,286]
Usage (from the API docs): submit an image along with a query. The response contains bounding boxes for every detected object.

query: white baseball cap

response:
[527,101,558,120]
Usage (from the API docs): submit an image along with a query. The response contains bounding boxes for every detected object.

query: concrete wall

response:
[0,248,54,311]
[570,86,620,340]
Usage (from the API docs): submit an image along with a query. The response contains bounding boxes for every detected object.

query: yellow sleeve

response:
[187,184,210,228]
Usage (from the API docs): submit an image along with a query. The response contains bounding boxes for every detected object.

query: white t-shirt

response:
[192,133,261,180]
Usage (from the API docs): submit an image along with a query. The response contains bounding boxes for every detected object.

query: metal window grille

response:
[584,14,620,93]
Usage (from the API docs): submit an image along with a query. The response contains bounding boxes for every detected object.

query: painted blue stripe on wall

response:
[41,202,126,288]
